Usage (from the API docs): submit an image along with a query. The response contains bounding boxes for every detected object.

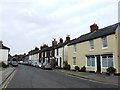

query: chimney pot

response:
[65,35,70,42]
[59,38,63,43]
[52,38,57,46]
[90,23,99,32]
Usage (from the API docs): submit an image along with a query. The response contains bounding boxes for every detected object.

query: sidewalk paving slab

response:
[0,66,15,86]
[55,69,119,86]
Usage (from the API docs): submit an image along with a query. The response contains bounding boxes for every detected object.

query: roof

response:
[40,46,53,52]
[68,22,120,46]
[54,41,70,49]
[0,45,10,50]
[29,49,39,55]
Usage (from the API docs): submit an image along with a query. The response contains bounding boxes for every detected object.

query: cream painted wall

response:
[29,53,39,62]
[68,34,119,73]
[64,45,68,62]
[116,25,120,73]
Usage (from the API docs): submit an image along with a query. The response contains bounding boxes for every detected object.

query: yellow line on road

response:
[2,70,17,90]
[53,70,119,86]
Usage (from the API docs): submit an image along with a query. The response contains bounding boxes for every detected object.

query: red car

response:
[28,62,32,66]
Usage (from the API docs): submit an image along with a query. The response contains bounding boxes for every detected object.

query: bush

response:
[75,66,80,71]
[63,61,71,70]
[52,61,58,68]
[106,67,116,74]
[0,62,2,67]
[65,64,71,70]
[1,62,8,68]
[63,61,68,67]
[81,66,86,72]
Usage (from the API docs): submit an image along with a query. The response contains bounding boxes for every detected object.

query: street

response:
[6,65,118,88]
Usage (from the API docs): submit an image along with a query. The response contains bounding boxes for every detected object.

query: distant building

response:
[28,47,39,63]
[0,41,10,65]
[54,35,71,68]
[39,39,57,64]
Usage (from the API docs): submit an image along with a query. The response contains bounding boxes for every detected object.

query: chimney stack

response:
[35,47,39,50]
[65,35,70,42]
[52,38,57,46]
[59,38,63,43]
[40,44,48,49]
[90,23,99,32]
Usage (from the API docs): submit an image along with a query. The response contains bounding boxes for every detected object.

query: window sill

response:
[102,47,108,50]
[86,66,95,68]
[73,65,77,67]
[73,52,77,54]
[89,49,94,51]
[102,67,108,68]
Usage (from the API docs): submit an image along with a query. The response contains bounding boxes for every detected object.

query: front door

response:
[96,56,101,73]
[60,57,62,68]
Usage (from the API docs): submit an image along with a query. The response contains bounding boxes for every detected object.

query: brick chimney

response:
[35,47,39,50]
[40,44,48,49]
[90,23,99,32]
[65,35,70,42]
[52,38,57,46]
[59,38,63,43]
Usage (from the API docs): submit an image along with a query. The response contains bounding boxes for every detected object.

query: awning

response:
[86,52,113,57]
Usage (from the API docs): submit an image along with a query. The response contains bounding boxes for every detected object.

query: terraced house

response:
[0,41,10,65]
[54,35,70,68]
[39,39,57,64]
[28,47,39,63]
[68,23,120,74]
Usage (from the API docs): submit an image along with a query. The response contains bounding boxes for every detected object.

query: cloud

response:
[0,0,119,55]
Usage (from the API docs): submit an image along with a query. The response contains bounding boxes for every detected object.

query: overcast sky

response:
[0,0,119,55]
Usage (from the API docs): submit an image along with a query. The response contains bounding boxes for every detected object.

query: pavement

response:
[53,69,120,86]
[0,66,15,88]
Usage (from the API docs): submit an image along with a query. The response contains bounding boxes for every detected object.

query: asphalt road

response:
[6,64,118,88]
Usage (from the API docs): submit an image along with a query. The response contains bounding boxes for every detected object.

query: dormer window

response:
[102,36,108,49]
[90,40,94,50]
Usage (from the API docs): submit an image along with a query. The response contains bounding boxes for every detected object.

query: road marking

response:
[2,70,17,90]
[53,70,119,86]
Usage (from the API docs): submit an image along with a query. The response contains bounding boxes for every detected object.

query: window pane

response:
[74,44,77,52]
[108,55,113,67]
[102,37,108,48]
[91,57,95,67]
[90,40,94,49]
[102,56,107,67]
[73,57,76,65]
[87,57,90,66]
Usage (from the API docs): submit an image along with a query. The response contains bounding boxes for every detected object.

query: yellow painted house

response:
[68,23,120,74]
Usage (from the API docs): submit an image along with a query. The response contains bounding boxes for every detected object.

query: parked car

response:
[28,62,32,66]
[36,62,43,68]
[19,61,23,64]
[10,61,18,67]
[23,62,29,65]
[32,62,37,67]
[41,63,52,70]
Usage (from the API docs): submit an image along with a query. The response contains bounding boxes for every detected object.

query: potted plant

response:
[80,66,86,72]
[66,64,71,70]
[2,62,7,68]
[75,66,80,71]
[106,67,116,76]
